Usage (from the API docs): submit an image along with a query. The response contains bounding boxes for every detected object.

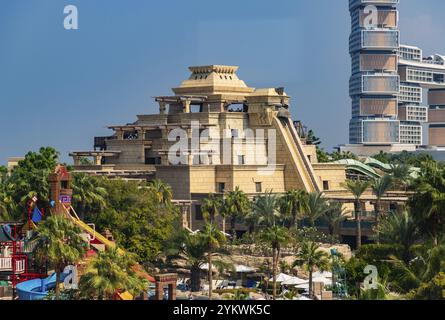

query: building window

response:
[323,181,330,191]
[231,129,239,138]
[195,205,203,221]
[255,182,262,193]
[145,157,161,165]
[238,155,245,165]
[218,183,226,193]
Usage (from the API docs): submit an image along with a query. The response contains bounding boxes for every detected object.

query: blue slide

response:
[16,272,71,300]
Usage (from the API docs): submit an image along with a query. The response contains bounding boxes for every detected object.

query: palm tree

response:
[79,249,147,300]
[390,164,411,190]
[251,192,281,229]
[303,192,329,227]
[35,215,86,300]
[0,176,19,222]
[410,162,445,247]
[259,226,290,300]
[280,189,308,230]
[322,201,347,242]
[224,187,250,238]
[342,180,370,250]
[72,173,107,221]
[377,210,418,263]
[200,223,226,300]
[202,194,223,225]
[371,175,393,243]
[147,179,173,206]
[293,241,330,298]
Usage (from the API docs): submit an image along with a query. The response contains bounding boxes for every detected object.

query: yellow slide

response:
[61,205,156,299]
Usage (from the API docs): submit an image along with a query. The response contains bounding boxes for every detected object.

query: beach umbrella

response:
[312,271,332,279]
[312,276,332,285]
[235,265,256,273]
[282,277,308,286]
[276,273,294,283]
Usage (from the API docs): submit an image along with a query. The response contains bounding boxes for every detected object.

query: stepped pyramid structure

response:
[71,65,406,231]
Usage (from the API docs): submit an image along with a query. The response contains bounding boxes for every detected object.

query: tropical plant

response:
[224,187,250,238]
[409,161,445,246]
[390,164,411,190]
[293,241,330,298]
[202,194,223,225]
[258,226,290,300]
[377,211,418,263]
[371,175,393,243]
[147,179,173,207]
[72,173,107,221]
[410,272,445,300]
[250,192,281,229]
[342,180,370,249]
[322,201,347,241]
[200,223,226,300]
[35,215,86,300]
[303,192,329,227]
[79,249,148,300]
[8,147,59,208]
[0,174,19,221]
[279,189,308,230]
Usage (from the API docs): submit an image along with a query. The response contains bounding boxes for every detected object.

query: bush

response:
[409,273,445,300]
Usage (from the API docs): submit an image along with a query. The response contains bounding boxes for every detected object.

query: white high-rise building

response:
[342,0,445,156]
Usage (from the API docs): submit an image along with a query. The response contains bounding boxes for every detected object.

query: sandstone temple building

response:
[70,65,407,234]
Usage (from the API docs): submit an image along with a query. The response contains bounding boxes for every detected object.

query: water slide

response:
[272,116,321,192]
[63,205,156,284]
[16,271,71,300]
[332,159,381,180]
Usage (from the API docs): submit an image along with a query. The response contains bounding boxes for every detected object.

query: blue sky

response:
[1,0,445,164]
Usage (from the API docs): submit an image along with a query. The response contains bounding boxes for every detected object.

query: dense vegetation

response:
[1,146,445,300]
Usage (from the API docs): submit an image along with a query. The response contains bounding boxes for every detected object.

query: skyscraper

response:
[343,0,445,156]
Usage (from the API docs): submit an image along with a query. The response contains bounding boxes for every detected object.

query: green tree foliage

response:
[200,223,227,299]
[92,178,180,265]
[293,241,330,298]
[303,192,329,227]
[258,226,291,300]
[0,147,59,221]
[373,150,433,167]
[341,180,370,249]
[279,189,308,230]
[72,173,107,221]
[35,215,86,300]
[410,272,445,300]
[322,201,347,241]
[202,194,223,225]
[410,161,445,246]
[224,187,250,238]
[9,147,59,207]
[79,249,148,300]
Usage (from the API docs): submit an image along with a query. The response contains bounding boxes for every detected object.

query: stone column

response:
[159,101,167,115]
[154,282,164,301]
[168,283,176,301]
[116,129,124,140]
[94,155,103,166]
[73,156,82,166]
[183,100,191,113]
[139,129,146,141]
